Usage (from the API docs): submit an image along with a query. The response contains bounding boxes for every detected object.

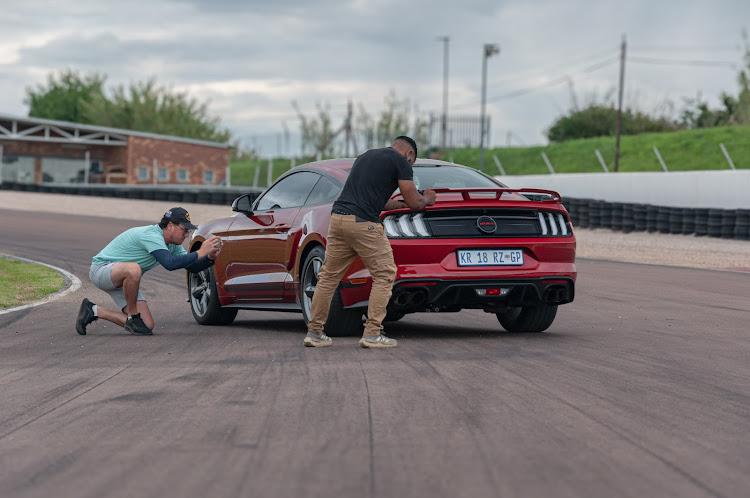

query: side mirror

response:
[231,194,254,215]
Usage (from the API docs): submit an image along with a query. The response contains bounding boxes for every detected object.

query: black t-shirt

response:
[332,147,414,223]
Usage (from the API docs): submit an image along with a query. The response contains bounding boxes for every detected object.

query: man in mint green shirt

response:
[76,207,221,336]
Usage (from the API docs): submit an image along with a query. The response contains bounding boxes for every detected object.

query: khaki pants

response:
[308,214,397,336]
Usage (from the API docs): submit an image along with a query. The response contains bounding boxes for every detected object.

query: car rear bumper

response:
[342,271,575,312]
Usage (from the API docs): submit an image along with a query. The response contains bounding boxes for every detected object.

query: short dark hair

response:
[395,135,417,158]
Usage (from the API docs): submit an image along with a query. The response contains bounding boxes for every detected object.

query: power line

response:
[629,44,737,51]
[489,47,620,86]
[628,56,737,68]
[448,55,620,111]
[419,49,619,114]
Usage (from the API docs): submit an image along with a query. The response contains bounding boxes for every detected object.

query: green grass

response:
[230,158,300,188]
[229,125,750,185]
[445,125,750,176]
[0,256,64,309]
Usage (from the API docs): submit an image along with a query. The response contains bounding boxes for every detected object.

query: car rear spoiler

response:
[391,187,563,203]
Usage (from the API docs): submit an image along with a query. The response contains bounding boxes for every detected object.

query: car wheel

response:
[189,267,238,325]
[300,246,363,337]
[496,304,558,332]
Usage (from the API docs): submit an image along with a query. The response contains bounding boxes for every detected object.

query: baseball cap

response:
[163,207,198,230]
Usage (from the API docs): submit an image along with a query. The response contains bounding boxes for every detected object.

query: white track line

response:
[0,253,82,316]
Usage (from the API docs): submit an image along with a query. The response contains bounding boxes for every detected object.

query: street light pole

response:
[437,36,450,151]
[479,43,500,172]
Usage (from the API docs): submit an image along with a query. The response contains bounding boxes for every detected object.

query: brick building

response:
[0,113,231,186]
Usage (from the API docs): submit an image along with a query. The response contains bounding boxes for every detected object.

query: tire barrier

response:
[562,197,749,241]
[632,204,647,232]
[735,210,750,240]
[0,181,261,207]
[681,208,695,235]
[621,203,635,233]
[646,205,659,233]
[707,209,724,238]
[3,181,746,241]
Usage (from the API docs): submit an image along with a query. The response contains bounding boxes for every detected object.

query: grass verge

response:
[0,256,64,309]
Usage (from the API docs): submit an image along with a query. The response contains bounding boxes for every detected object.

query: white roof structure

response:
[0,112,230,149]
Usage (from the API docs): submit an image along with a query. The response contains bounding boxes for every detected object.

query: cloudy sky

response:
[1,0,748,157]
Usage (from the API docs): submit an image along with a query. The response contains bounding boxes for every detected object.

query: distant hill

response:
[229,125,750,186]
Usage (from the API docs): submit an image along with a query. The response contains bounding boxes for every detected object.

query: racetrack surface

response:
[1,208,749,498]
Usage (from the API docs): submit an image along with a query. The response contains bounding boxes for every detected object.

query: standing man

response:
[304,136,436,348]
[75,207,221,336]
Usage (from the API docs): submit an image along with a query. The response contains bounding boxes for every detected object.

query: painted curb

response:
[0,253,82,316]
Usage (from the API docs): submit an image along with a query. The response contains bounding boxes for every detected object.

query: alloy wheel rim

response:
[302,256,322,319]
[189,270,211,317]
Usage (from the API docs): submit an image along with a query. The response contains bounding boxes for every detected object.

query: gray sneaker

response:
[359,334,397,348]
[303,329,332,347]
[124,313,153,336]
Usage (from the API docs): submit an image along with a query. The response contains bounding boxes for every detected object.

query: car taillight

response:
[538,211,570,236]
[383,213,431,238]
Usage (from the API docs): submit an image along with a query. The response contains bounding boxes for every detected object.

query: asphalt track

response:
[1,208,748,498]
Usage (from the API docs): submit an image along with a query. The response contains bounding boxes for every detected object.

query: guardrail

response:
[0,182,263,206]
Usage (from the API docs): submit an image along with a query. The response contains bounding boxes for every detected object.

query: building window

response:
[177,169,189,183]
[158,168,169,182]
[137,166,150,181]
[203,170,215,184]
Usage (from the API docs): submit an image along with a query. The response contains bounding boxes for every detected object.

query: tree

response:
[370,90,430,149]
[25,71,230,143]
[546,104,680,142]
[292,100,337,157]
[25,70,106,123]
[83,78,230,142]
[680,29,750,128]
[292,90,430,158]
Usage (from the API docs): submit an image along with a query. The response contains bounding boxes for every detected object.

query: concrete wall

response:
[497,170,750,209]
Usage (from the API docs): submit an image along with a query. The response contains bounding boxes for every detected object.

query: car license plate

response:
[457,249,524,266]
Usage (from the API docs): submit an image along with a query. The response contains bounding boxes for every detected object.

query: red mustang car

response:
[187,158,576,335]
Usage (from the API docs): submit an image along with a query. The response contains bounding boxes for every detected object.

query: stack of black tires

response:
[0,181,259,207]
[564,198,749,241]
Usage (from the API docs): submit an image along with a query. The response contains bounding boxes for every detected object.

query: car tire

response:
[496,304,558,333]
[300,246,363,337]
[188,266,238,326]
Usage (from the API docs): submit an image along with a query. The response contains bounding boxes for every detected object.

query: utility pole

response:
[479,43,500,172]
[437,36,450,151]
[614,34,626,172]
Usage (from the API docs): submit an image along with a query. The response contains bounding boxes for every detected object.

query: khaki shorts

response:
[89,262,145,311]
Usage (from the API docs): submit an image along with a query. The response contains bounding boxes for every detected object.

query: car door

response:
[222,171,320,301]
[283,174,344,300]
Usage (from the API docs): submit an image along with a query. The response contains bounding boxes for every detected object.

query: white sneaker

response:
[359,334,397,348]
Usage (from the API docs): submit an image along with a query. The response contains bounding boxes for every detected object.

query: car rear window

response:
[412,165,502,190]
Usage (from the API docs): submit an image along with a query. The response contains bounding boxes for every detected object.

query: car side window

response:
[305,176,342,206]
[255,171,320,211]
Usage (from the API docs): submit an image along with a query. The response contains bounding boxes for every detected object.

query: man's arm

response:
[151,250,199,271]
[383,198,408,211]
[396,180,437,210]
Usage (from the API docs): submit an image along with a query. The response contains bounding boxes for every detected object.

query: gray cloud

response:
[1,0,748,154]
